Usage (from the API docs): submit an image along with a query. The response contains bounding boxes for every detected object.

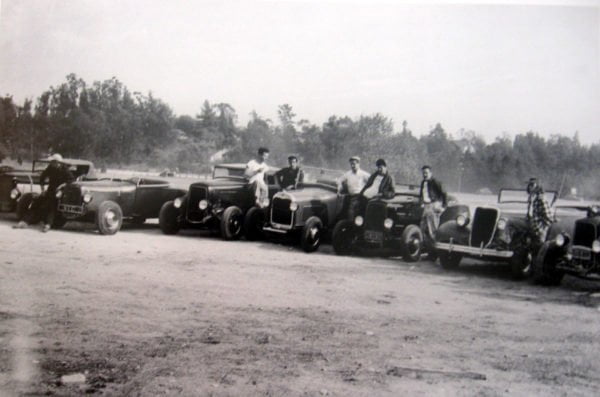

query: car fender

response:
[435,220,469,245]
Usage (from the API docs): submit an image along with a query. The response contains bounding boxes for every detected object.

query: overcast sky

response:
[1,0,598,143]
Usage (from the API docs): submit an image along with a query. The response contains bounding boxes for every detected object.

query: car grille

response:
[365,201,386,232]
[271,197,292,226]
[470,207,498,248]
[573,221,596,247]
[186,186,208,222]
[60,186,82,206]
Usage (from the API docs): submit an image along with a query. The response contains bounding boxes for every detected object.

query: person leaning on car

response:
[13,153,74,232]
[337,156,370,220]
[526,177,553,245]
[245,147,270,208]
[275,155,304,190]
[419,165,447,242]
[360,158,395,199]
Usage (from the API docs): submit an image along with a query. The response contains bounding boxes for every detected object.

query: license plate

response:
[364,230,383,243]
[59,204,84,214]
[572,247,591,260]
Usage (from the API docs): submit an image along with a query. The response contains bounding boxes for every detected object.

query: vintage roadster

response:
[247,180,344,253]
[49,177,186,235]
[1,158,95,215]
[331,185,462,261]
[532,205,600,285]
[434,188,576,279]
[158,163,280,240]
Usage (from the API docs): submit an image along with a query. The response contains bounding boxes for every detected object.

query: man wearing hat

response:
[526,177,553,244]
[275,155,304,190]
[338,156,370,220]
[360,158,395,199]
[14,153,74,232]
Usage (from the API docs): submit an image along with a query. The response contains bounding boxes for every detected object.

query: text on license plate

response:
[59,204,83,214]
[572,247,591,260]
[364,230,383,242]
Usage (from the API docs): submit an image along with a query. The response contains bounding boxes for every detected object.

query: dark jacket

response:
[419,177,447,206]
[360,172,395,199]
[275,167,304,189]
[40,165,74,193]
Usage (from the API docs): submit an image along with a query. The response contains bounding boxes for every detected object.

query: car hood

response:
[190,178,247,189]
[276,186,337,202]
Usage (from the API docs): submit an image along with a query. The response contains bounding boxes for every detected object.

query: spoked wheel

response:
[96,201,123,235]
[220,206,243,240]
[301,217,323,253]
[401,225,423,262]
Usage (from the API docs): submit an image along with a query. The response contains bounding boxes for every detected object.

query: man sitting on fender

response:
[360,158,395,200]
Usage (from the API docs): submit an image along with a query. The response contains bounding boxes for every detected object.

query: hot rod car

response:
[1,158,95,216]
[158,163,280,240]
[532,205,600,285]
[331,185,462,261]
[248,180,345,253]
[47,176,186,235]
[434,188,578,279]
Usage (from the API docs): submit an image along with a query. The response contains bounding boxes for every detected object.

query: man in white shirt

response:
[245,147,270,208]
[338,156,370,220]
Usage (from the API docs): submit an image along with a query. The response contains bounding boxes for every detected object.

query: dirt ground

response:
[1,215,600,396]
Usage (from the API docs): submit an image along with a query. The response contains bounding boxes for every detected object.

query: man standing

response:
[360,158,395,199]
[419,165,447,243]
[245,147,270,208]
[526,177,553,245]
[14,153,74,232]
[275,155,304,190]
[338,156,370,220]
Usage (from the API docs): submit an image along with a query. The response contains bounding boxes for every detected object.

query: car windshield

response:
[213,166,246,179]
[498,189,557,205]
[395,184,420,195]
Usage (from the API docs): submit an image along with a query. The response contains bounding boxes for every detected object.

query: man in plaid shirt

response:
[526,178,553,244]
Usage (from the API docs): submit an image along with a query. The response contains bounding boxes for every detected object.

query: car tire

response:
[51,213,67,229]
[96,201,123,235]
[220,206,243,240]
[159,201,180,235]
[510,247,534,280]
[532,242,564,286]
[243,206,265,241]
[401,224,423,262]
[301,216,323,253]
[439,251,462,270]
[16,193,37,223]
[332,219,356,256]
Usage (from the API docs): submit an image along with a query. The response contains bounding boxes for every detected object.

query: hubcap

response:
[409,237,421,255]
[105,210,118,228]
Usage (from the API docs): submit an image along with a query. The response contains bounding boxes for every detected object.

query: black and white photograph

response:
[1,0,600,395]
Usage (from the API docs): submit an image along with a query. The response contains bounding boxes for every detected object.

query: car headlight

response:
[199,199,208,210]
[83,193,92,203]
[456,214,468,227]
[497,218,507,231]
[174,197,182,208]
[55,190,63,199]
[10,188,20,200]
[383,218,393,229]
[555,233,565,247]
[354,216,364,227]
[592,240,600,253]
[289,201,299,211]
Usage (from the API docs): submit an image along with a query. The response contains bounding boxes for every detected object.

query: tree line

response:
[1,74,599,198]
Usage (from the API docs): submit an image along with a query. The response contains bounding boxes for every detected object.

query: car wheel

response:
[96,201,123,235]
[220,206,243,240]
[510,247,534,280]
[243,206,265,241]
[301,216,323,253]
[401,224,423,262]
[159,201,180,235]
[16,193,38,223]
[51,213,67,229]
[439,251,462,270]
[332,219,356,256]
[532,242,564,286]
